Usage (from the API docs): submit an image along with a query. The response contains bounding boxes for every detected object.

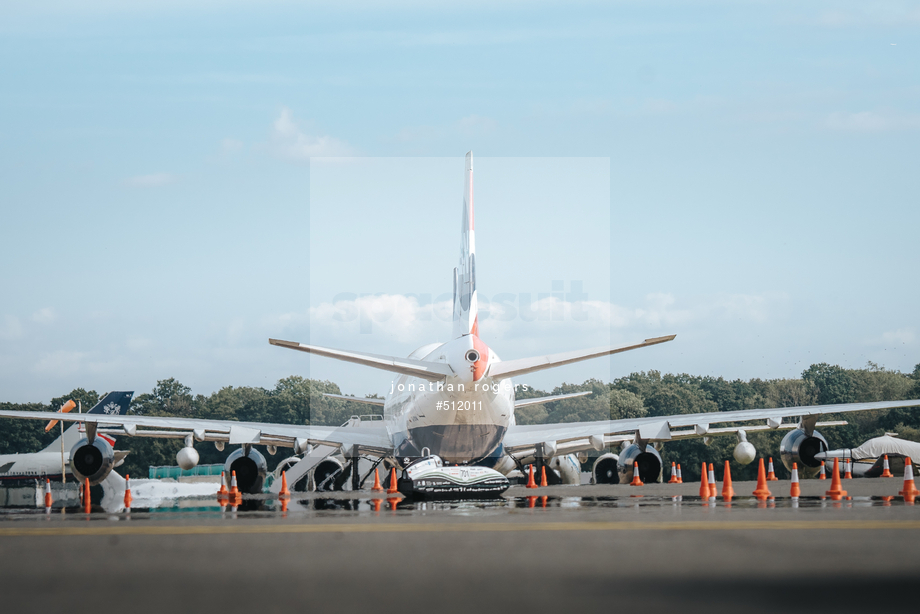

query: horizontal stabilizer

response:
[324,393,386,407]
[489,335,676,381]
[269,338,454,382]
[514,391,592,408]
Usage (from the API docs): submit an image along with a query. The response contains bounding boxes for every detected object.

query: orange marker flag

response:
[45,399,76,432]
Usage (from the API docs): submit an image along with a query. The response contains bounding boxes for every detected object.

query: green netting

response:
[147,464,225,479]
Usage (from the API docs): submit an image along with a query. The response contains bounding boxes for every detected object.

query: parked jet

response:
[0,391,133,484]
[0,154,918,493]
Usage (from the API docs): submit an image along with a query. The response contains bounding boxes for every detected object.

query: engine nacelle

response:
[70,437,115,485]
[177,446,200,471]
[224,446,268,494]
[734,441,756,465]
[779,428,828,478]
[592,453,620,484]
[617,444,663,484]
[311,457,346,492]
[547,454,581,484]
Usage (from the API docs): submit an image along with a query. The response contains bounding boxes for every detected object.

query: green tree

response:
[802,363,855,405]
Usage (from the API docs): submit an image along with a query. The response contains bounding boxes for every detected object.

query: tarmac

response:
[0,478,918,613]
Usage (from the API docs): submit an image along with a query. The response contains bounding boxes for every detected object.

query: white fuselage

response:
[0,452,71,482]
[383,336,515,465]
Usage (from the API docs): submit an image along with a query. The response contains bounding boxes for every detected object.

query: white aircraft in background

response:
[0,153,919,495]
[0,392,132,484]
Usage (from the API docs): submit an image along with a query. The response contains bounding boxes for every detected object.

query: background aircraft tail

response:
[40,391,133,453]
[452,151,479,339]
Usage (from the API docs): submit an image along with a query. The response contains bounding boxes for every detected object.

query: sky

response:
[0,1,918,402]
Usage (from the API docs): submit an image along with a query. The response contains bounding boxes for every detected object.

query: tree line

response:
[1,362,918,481]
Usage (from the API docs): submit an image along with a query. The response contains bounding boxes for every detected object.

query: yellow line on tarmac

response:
[1,520,920,537]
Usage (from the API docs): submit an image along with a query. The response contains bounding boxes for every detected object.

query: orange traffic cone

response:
[371,467,384,492]
[124,474,133,510]
[677,464,683,483]
[525,464,537,489]
[818,461,826,480]
[843,458,853,480]
[790,463,801,498]
[881,455,894,478]
[708,463,717,498]
[540,466,548,487]
[766,457,778,481]
[629,462,644,486]
[217,472,229,505]
[387,467,400,494]
[84,477,91,513]
[721,460,734,500]
[752,458,772,500]
[43,478,53,512]
[279,471,291,500]
[898,456,919,499]
[825,457,847,500]
[229,470,242,507]
[668,462,678,484]
[699,462,710,498]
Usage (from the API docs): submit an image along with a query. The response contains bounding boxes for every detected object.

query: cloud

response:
[220,138,244,155]
[283,291,780,346]
[126,337,153,351]
[30,308,56,324]
[124,173,177,187]
[32,350,89,376]
[815,7,920,28]
[396,114,499,143]
[0,315,24,340]
[269,107,356,160]
[824,111,920,132]
[457,115,498,136]
[878,328,916,346]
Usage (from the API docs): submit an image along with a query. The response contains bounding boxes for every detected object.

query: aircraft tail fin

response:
[452,151,478,339]
[40,391,134,453]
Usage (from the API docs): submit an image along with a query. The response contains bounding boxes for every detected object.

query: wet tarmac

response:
[1,479,918,613]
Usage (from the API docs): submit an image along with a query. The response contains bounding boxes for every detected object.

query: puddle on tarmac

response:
[0,493,914,519]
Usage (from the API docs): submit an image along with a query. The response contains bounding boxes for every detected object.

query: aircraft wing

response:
[514,391,592,408]
[269,338,454,382]
[324,393,386,406]
[0,409,393,454]
[502,398,920,453]
[488,335,676,380]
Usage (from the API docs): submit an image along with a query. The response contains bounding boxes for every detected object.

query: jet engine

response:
[616,444,663,484]
[311,457,346,491]
[224,446,268,494]
[733,430,756,465]
[592,453,620,484]
[779,428,828,478]
[177,435,200,470]
[70,437,115,485]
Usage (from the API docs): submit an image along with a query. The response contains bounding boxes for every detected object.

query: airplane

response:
[0,153,919,495]
[815,435,920,477]
[0,391,133,485]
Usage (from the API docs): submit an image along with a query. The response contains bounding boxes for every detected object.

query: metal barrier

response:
[147,464,225,479]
